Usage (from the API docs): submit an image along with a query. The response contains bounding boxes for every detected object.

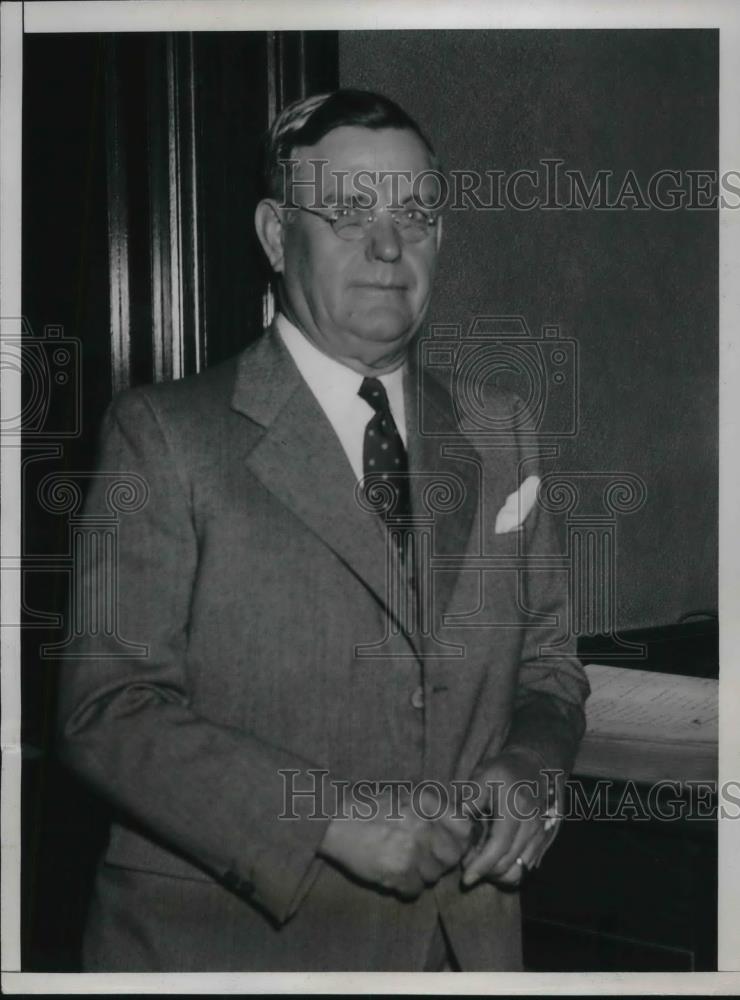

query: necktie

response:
[358,376,411,524]
[359,378,417,638]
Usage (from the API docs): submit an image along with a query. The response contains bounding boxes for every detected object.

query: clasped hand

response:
[318,754,559,899]
[318,783,472,899]
[461,748,558,888]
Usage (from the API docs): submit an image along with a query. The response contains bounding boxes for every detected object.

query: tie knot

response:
[359,376,390,415]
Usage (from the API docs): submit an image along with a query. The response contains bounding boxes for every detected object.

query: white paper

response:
[584,663,718,745]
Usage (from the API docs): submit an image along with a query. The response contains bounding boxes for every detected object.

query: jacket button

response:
[410,686,425,710]
[223,871,254,896]
[223,871,239,890]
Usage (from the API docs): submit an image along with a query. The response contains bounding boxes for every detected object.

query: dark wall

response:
[340,30,718,630]
[20,30,338,970]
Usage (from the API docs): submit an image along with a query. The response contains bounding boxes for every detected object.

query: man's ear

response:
[254,199,285,273]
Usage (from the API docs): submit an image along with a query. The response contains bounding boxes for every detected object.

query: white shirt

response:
[275,312,407,482]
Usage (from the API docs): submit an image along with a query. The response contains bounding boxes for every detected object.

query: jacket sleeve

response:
[487,398,591,778]
[56,388,329,924]
[500,485,591,776]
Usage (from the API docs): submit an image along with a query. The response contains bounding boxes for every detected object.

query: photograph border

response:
[2,0,738,993]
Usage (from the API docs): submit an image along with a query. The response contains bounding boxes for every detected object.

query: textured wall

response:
[340,29,718,631]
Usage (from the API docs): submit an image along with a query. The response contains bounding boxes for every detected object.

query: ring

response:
[515,856,529,872]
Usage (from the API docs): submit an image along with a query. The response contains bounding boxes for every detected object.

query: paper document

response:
[584,663,718,745]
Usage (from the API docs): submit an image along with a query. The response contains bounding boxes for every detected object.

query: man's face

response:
[270,126,441,373]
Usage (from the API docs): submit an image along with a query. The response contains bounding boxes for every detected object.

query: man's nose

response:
[365,212,403,262]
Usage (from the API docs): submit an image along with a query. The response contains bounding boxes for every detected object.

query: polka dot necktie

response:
[358,376,412,523]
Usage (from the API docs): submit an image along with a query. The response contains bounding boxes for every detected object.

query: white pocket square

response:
[494,475,540,534]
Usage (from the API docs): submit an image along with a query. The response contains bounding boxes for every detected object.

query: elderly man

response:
[57,89,589,972]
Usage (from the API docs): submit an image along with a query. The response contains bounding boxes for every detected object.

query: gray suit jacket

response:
[57,324,589,971]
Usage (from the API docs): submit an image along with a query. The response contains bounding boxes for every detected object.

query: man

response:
[57,89,589,971]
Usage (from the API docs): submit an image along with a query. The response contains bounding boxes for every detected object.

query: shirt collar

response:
[274,312,406,411]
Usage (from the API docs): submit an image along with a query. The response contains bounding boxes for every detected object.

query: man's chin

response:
[347,312,416,346]
[347,323,415,365]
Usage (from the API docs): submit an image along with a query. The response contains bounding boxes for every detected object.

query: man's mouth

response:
[354,282,407,291]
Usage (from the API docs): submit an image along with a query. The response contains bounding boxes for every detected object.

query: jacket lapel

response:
[405,349,481,640]
[231,327,416,651]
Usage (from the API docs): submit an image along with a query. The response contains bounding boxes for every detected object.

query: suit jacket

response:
[56,323,589,971]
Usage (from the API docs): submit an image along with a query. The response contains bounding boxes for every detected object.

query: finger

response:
[489,840,548,888]
[429,835,464,870]
[416,793,473,851]
[435,807,474,843]
[463,812,548,885]
[519,825,551,869]
[416,848,446,885]
[488,822,548,879]
[530,818,561,869]
[461,817,491,866]
[463,811,515,865]
[491,858,526,887]
[428,821,471,868]
[437,820,474,852]
[520,838,550,881]
[462,814,517,886]
[409,823,447,883]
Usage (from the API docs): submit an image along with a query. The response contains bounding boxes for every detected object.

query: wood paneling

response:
[20,30,339,970]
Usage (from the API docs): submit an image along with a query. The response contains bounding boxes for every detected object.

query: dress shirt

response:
[275,312,407,482]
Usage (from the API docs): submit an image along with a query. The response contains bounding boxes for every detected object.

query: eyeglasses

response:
[289,204,438,243]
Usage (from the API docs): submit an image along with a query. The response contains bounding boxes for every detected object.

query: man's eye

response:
[405,208,429,223]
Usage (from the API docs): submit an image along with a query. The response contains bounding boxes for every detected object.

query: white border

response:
[718,0,740,978]
[2,0,739,993]
[4,970,740,994]
[17,0,740,33]
[0,0,24,978]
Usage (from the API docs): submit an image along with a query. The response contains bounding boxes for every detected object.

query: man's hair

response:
[261,89,438,201]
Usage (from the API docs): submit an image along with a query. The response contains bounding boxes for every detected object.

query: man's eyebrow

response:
[329,192,376,209]
[392,191,435,211]
[324,192,428,210]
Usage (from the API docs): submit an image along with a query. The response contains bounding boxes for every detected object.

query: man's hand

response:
[461,748,559,889]
[318,784,473,899]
